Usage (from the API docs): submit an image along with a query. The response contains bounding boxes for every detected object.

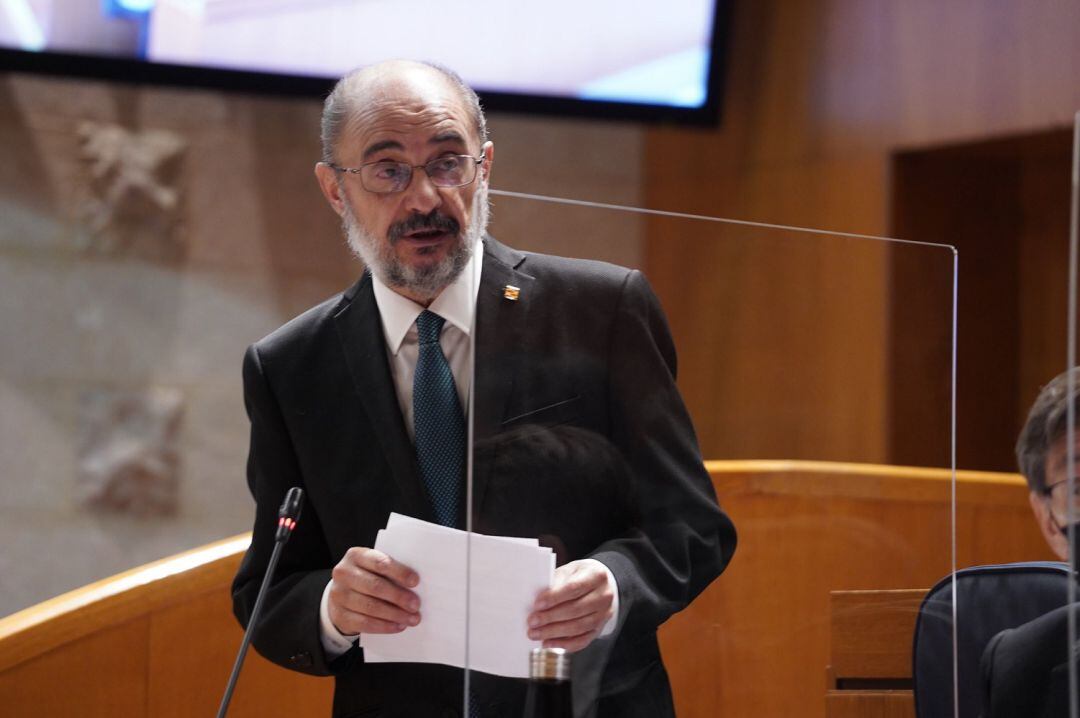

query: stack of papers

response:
[359,513,556,678]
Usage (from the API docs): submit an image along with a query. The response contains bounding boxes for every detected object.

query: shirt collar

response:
[371,239,484,355]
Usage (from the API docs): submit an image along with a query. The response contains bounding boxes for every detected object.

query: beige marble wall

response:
[0,72,643,616]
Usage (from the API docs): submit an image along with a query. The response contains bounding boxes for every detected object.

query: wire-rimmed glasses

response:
[327,153,484,194]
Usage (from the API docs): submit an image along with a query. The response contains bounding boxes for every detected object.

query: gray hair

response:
[1017,368,1080,492]
[320,60,488,164]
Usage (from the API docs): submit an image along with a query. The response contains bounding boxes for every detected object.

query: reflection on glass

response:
[461,192,958,718]
[464,224,737,714]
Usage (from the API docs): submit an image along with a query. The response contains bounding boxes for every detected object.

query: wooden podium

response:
[0,461,1052,717]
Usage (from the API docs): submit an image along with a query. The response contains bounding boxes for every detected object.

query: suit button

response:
[288,652,313,668]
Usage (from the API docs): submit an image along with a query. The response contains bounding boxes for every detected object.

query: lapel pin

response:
[502,285,520,301]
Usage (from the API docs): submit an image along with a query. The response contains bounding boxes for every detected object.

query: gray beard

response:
[343,187,490,301]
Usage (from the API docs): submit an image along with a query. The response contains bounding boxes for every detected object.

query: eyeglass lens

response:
[1048,481,1080,517]
[362,156,475,193]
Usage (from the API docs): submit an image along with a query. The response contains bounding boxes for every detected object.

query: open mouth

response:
[390,211,461,246]
[404,228,448,241]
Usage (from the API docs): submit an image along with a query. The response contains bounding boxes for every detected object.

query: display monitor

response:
[0,0,730,124]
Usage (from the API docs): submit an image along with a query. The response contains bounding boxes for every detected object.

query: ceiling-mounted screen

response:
[0,0,730,124]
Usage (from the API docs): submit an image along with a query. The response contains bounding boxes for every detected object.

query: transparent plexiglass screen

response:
[1067,111,1080,718]
[452,191,958,718]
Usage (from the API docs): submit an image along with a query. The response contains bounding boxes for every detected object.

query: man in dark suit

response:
[981,603,1075,718]
[233,59,736,718]
[981,369,1080,717]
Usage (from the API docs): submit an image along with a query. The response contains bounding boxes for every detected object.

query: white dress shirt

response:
[370,245,482,438]
[319,241,618,658]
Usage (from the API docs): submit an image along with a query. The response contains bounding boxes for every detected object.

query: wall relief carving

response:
[76,121,187,261]
[77,386,184,516]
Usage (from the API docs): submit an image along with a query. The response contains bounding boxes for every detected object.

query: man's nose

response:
[401,168,443,215]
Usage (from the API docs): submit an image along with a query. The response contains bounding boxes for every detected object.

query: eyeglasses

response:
[1043,479,1080,516]
[1044,480,1080,497]
[327,153,485,194]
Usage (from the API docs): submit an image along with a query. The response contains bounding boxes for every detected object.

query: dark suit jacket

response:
[233,237,737,718]
[981,604,1078,718]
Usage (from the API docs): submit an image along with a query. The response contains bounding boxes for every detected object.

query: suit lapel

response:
[333,274,435,522]
[329,239,532,528]
[472,238,534,515]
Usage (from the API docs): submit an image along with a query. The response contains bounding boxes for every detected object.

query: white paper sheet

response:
[359,513,555,678]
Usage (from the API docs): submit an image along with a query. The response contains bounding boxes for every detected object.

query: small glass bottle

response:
[522,647,573,718]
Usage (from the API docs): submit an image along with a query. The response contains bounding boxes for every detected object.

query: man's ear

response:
[314,162,347,217]
[479,141,494,184]
[1029,490,1069,561]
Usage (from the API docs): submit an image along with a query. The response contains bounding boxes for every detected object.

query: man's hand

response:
[527,559,615,652]
[328,546,421,635]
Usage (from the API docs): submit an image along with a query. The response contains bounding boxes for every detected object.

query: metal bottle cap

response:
[529,647,571,681]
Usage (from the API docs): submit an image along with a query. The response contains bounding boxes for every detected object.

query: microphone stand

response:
[216,487,304,718]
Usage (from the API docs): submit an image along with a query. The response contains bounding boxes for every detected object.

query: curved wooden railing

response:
[0,534,331,717]
[0,461,1050,718]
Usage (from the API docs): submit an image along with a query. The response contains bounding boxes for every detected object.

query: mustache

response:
[387,211,461,242]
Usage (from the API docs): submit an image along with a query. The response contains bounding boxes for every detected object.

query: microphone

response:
[217,487,305,718]
[275,487,304,541]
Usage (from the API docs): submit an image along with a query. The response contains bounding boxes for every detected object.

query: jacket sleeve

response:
[231,343,356,676]
[589,269,737,638]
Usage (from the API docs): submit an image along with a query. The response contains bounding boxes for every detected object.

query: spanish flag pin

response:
[503,285,520,301]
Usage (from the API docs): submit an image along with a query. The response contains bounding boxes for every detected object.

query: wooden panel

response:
[0,535,250,672]
[644,0,1080,469]
[826,691,915,718]
[0,533,332,718]
[658,461,1053,718]
[645,217,893,465]
[888,131,1073,471]
[657,604,724,717]
[0,618,149,718]
[890,147,1021,470]
[830,589,924,681]
[1016,145,1073,422]
[0,463,1055,718]
[148,587,332,718]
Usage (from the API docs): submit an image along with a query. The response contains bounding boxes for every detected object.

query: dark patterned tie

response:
[413,311,480,717]
[413,310,465,528]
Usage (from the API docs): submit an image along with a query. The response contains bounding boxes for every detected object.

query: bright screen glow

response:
[0,0,718,110]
